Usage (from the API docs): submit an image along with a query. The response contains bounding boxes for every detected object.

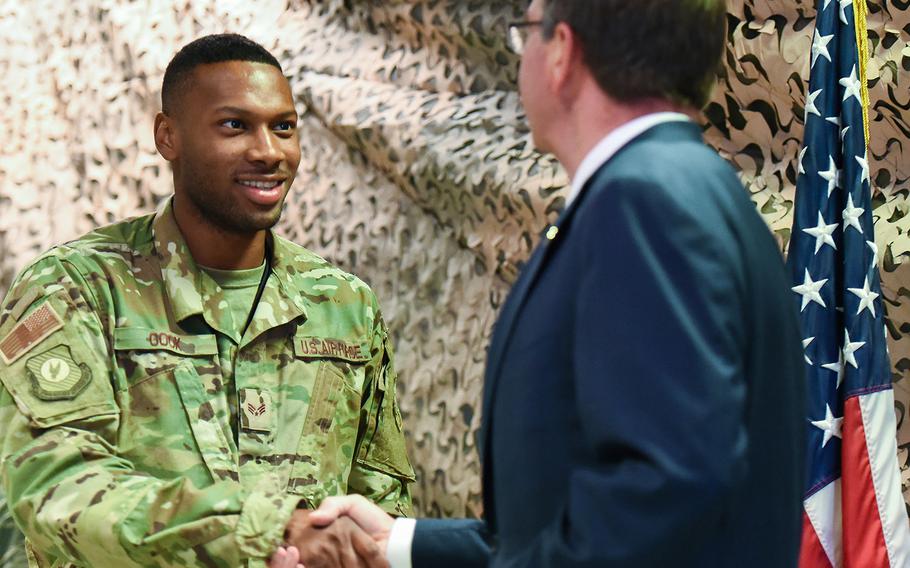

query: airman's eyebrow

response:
[214,106,297,119]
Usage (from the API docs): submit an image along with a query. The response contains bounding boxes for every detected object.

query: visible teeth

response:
[239,180,280,190]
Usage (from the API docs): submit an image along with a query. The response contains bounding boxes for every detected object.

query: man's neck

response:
[172,194,268,270]
[552,93,693,181]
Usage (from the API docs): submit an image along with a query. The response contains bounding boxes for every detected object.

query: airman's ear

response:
[154,112,178,162]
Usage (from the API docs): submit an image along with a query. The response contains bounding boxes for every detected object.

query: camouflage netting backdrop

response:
[1,0,910,562]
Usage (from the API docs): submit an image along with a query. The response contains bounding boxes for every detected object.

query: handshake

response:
[270,496,396,568]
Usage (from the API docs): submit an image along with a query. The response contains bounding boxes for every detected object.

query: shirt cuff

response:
[235,490,300,558]
[387,517,417,568]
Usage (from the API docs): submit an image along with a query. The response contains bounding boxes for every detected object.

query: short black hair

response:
[161,33,283,114]
[541,0,727,109]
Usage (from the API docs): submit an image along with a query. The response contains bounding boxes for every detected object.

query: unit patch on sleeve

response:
[0,302,64,365]
[25,345,92,401]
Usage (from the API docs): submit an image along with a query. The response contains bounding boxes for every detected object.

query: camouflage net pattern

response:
[1,2,910,560]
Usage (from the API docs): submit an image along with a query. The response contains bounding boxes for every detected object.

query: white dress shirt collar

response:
[566,112,692,207]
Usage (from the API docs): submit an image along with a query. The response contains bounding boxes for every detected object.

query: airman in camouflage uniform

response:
[0,33,414,568]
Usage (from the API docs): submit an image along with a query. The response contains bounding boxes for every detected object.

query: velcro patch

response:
[294,336,368,363]
[113,327,218,356]
[0,302,64,365]
[25,345,92,401]
[240,388,273,433]
[10,288,42,322]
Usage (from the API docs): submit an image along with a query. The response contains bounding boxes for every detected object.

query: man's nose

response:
[245,127,284,166]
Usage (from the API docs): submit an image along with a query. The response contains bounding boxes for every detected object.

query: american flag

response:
[788,1,910,566]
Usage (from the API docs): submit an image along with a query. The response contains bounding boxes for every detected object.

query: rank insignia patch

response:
[26,345,92,401]
[240,388,273,433]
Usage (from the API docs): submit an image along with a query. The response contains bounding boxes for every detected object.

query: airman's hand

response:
[284,508,387,568]
[308,495,395,554]
[269,545,304,568]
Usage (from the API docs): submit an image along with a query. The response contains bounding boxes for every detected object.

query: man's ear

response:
[545,21,583,98]
[154,112,178,161]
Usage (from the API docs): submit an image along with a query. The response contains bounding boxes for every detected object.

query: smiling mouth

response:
[237,179,283,190]
[235,177,287,207]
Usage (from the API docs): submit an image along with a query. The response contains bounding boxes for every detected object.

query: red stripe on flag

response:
[800,511,834,568]
[841,395,890,566]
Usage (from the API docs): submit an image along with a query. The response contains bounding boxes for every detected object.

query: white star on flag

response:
[824,116,851,142]
[867,240,878,269]
[812,32,834,66]
[818,157,840,197]
[803,212,838,254]
[799,146,808,175]
[792,268,828,311]
[840,65,862,103]
[842,193,864,233]
[842,329,865,369]
[822,350,845,389]
[803,337,816,365]
[805,89,823,119]
[848,277,879,317]
[811,403,844,448]
[839,0,852,24]
[856,154,870,185]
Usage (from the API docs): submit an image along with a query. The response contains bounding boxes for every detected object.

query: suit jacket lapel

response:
[478,194,584,529]
[480,194,583,445]
[481,234,552,416]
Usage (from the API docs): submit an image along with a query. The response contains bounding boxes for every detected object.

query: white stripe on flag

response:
[805,478,843,568]
[858,389,910,567]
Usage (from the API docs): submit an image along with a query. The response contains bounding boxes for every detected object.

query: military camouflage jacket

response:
[0,200,414,567]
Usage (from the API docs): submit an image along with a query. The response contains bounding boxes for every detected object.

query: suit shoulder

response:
[611,134,734,184]
[589,134,745,216]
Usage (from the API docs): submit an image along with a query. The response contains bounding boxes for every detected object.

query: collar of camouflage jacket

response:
[151,198,308,344]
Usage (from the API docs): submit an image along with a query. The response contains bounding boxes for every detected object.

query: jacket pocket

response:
[113,328,232,484]
[112,327,217,384]
[354,328,415,482]
[285,334,367,502]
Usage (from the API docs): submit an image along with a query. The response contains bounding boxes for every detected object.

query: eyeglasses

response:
[507,21,544,55]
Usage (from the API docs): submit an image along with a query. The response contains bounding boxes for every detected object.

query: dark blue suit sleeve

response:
[501,177,750,567]
[411,518,492,568]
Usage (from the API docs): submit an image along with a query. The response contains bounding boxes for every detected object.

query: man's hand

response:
[308,495,395,553]
[283,509,388,568]
[269,545,303,568]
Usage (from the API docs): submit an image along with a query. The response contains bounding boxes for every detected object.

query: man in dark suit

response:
[303,0,806,566]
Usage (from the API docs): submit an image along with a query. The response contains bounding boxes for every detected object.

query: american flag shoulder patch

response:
[0,302,64,365]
